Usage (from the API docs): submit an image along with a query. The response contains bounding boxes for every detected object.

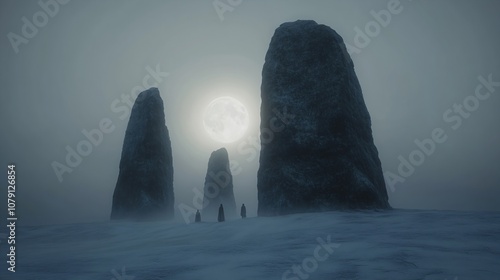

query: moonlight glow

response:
[203,96,249,143]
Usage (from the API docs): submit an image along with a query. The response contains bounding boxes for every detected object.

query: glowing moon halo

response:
[202,96,249,143]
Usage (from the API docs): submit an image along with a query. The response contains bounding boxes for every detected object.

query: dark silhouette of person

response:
[218,204,225,222]
[195,209,201,223]
[240,204,246,219]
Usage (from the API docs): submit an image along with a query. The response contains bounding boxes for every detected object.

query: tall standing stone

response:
[202,148,236,220]
[257,20,390,216]
[111,87,174,220]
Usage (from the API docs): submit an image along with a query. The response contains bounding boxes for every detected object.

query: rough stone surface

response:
[257,20,390,216]
[202,148,236,220]
[111,87,174,220]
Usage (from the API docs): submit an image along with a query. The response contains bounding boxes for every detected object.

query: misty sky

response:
[1,0,499,226]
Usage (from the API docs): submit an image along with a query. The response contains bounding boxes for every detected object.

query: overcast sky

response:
[1,0,499,226]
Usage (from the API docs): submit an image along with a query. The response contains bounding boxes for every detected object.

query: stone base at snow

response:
[257,20,390,216]
[111,88,174,220]
[202,148,237,220]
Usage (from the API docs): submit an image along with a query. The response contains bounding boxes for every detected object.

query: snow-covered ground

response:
[1,209,499,279]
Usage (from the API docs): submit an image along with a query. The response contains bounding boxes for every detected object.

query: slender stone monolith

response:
[111,87,174,220]
[202,148,236,220]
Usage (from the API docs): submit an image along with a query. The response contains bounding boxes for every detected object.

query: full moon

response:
[203,96,249,143]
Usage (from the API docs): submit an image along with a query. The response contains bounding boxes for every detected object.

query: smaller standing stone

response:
[202,148,236,220]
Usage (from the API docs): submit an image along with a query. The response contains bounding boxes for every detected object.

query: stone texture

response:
[202,148,236,220]
[257,20,390,216]
[111,87,174,220]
